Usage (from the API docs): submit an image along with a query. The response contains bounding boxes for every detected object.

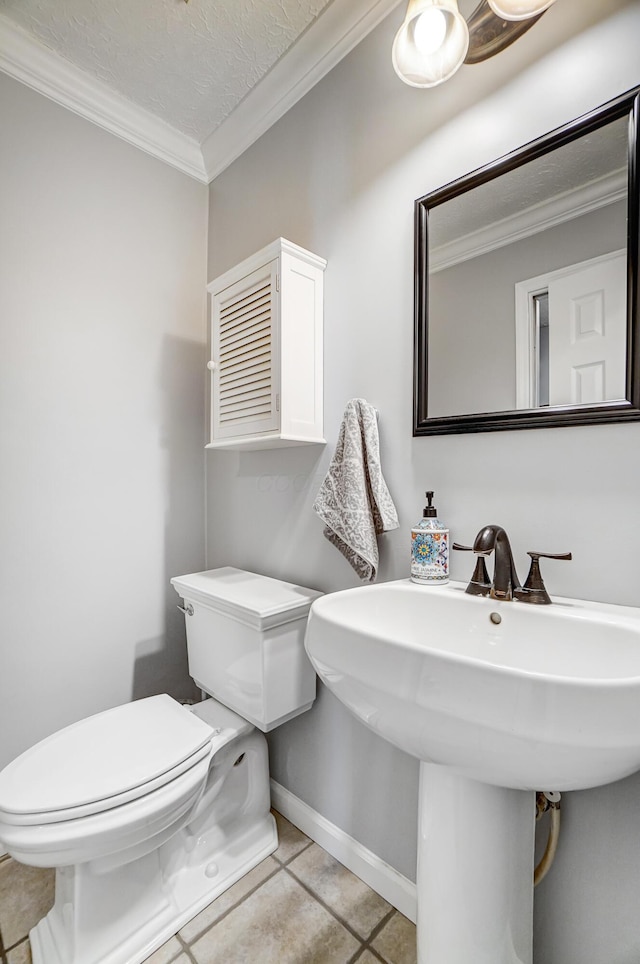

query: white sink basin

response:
[305,579,640,791]
[306,578,640,964]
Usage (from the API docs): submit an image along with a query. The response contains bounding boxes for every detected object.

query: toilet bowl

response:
[0,568,320,964]
[0,695,215,869]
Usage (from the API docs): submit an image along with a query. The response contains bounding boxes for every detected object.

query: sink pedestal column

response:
[417,764,536,964]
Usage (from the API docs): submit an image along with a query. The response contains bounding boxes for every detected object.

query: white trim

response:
[201,0,402,181]
[0,1,402,184]
[270,779,417,923]
[430,168,627,273]
[514,281,543,411]
[0,14,208,182]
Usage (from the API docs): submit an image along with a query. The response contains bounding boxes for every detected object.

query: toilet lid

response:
[0,695,213,815]
[171,567,322,630]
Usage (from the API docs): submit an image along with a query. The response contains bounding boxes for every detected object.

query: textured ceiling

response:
[430,115,629,250]
[0,0,333,141]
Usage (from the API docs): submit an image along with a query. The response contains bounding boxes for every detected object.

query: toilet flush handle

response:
[177,602,194,616]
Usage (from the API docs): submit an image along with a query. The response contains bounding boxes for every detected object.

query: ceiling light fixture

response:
[393,0,556,87]
[488,0,556,19]
[392,0,470,88]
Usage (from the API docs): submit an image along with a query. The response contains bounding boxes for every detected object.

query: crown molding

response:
[430,168,628,273]
[0,13,208,183]
[201,0,402,182]
[0,1,402,185]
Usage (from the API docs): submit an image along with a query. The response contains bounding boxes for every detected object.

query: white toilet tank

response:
[171,567,322,732]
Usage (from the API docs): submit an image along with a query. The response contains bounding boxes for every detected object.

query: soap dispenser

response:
[411,491,449,585]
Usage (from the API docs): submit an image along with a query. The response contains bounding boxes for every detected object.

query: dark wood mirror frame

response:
[413,87,640,436]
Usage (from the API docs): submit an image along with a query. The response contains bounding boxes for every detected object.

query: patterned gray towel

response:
[313,398,399,582]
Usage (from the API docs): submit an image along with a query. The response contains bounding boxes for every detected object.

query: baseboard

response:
[270,780,417,923]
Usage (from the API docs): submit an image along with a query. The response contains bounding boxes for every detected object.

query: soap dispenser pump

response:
[411,491,449,585]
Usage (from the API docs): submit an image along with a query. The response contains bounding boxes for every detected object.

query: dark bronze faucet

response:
[472,525,522,601]
[453,526,572,604]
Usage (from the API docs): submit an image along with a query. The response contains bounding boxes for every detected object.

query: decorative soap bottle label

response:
[411,520,449,584]
[410,491,449,585]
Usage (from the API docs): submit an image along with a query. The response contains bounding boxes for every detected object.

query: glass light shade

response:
[487,0,556,21]
[392,0,470,88]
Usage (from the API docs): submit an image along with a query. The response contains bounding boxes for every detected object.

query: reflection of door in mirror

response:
[515,251,626,409]
[418,98,634,430]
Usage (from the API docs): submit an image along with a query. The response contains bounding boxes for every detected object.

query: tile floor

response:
[0,812,417,964]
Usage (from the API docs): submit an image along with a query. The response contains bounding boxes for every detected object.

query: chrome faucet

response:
[472,525,522,601]
[453,526,572,604]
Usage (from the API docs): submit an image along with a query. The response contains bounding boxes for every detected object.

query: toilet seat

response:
[0,695,213,824]
[0,746,214,868]
[0,696,257,869]
[0,742,213,826]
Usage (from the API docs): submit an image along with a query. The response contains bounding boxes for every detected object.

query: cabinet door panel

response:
[211,261,279,440]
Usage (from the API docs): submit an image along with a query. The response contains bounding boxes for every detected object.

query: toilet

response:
[0,567,321,964]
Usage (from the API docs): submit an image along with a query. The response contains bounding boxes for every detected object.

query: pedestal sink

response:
[304,580,640,964]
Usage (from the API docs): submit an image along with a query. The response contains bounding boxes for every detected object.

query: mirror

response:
[414,87,640,435]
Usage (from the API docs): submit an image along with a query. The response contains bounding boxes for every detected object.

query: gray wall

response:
[205,2,640,962]
[0,75,208,768]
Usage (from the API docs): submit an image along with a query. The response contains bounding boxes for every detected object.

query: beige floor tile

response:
[272,811,311,864]
[7,940,32,964]
[288,843,391,940]
[143,935,184,963]
[0,859,55,947]
[355,953,381,964]
[371,912,417,964]
[179,856,280,943]
[190,868,361,964]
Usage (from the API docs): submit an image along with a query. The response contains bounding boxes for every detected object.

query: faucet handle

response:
[518,551,572,605]
[452,543,492,597]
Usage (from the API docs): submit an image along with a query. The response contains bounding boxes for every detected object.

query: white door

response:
[515,251,626,409]
[547,252,626,405]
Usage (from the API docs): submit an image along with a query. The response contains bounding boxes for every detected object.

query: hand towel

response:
[313,398,399,582]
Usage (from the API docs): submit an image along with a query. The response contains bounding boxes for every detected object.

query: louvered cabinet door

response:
[207,238,325,449]
[211,261,279,440]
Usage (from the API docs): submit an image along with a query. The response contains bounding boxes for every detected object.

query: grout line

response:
[272,818,408,963]
[283,863,378,949]
[360,948,387,964]
[182,853,398,964]
[5,937,35,959]
[347,948,367,964]
[349,946,388,964]
[179,862,283,945]
[282,860,400,964]
[3,936,28,953]
[363,906,396,944]
[271,838,314,868]
[349,944,389,964]
[359,909,398,964]
[0,925,7,964]
[175,932,198,964]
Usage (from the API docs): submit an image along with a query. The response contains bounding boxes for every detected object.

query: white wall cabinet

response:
[206,238,326,450]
